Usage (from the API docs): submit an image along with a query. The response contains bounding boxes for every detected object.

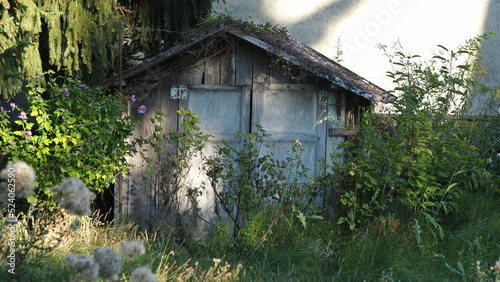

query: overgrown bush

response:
[204,125,318,237]
[0,72,139,206]
[138,108,211,238]
[329,34,498,230]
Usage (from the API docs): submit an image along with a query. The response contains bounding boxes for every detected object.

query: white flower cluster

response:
[51,177,96,216]
[131,266,157,282]
[120,240,146,258]
[93,246,122,281]
[67,243,155,282]
[67,247,121,281]
[66,241,156,282]
[0,160,36,198]
[66,253,99,282]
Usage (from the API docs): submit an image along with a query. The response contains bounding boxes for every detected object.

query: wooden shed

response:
[104,21,391,231]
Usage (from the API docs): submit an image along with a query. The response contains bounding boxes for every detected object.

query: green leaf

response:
[457,261,465,276]
[437,45,449,51]
[445,263,462,276]
[307,215,324,220]
[296,210,307,228]
[444,183,457,194]
[433,55,447,61]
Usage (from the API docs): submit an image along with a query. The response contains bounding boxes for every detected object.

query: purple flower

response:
[130,95,136,103]
[24,130,32,136]
[77,124,83,128]
[137,105,147,115]
[59,88,70,97]
[79,84,90,91]
[10,103,17,108]
[19,111,27,120]
[130,146,137,152]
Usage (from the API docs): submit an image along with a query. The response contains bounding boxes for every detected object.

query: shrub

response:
[204,125,317,237]
[0,72,136,206]
[329,34,497,230]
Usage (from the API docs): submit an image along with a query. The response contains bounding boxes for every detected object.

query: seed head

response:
[120,240,146,258]
[0,160,36,198]
[131,266,157,282]
[93,246,122,281]
[51,177,96,216]
[66,253,99,282]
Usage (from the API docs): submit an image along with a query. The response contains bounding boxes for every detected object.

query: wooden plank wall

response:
[115,80,180,224]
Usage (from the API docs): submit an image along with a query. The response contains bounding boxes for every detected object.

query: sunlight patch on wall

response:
[262,0,342,24]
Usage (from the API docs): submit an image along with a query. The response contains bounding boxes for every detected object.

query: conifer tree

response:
[120,0,216,63]
[0,0,219,98]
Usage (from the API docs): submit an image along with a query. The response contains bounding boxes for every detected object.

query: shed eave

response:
[228,30,387,101]
[100,28,225,88]
[101,26,391,102]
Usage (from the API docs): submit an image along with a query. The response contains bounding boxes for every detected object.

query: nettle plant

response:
[0,73,137,205]
[332,34,494,230]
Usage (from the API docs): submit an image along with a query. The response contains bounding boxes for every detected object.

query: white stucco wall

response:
[214,0,499,114]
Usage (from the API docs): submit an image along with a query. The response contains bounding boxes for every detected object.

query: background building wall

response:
[214,0,499,114]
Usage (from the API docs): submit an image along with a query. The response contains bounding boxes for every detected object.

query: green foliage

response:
[329,35,497,230]
[237,208,276,248]
[465,115,500,191]
[0,0,123,97]
[0,73,135,203]
[0,205,68,274]
[121,0,219,66]
[0,189,498,281]
[333,37,344,63]
[138,108,211,236]
[204,125,317,236]
[0,0,219,97]
[235,204,324,251]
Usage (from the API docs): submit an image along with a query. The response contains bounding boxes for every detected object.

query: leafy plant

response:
[0,72,136,206]
[137,108,211,237]
[329,35,496,230]
[204,124,317,237]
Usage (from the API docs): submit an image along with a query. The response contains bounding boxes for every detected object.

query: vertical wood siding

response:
[116,38,367,230]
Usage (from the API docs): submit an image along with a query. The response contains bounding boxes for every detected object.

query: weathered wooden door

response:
[181,85,250,226]
[181,83,330,232]
[252,83,328,179]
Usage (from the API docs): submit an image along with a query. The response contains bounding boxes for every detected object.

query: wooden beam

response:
[332,127,358,136]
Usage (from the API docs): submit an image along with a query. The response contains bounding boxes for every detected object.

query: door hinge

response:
[318,90,334,106]
[170,85,188,100]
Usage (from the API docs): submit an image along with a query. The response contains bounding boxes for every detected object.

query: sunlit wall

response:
[214,0,499,114]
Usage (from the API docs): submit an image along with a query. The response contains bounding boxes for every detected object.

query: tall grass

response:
[0,189,499,281]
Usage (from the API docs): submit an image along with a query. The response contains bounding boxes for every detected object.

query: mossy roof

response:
[103,19,393,102]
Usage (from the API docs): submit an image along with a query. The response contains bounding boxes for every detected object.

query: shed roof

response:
[104,20,392,102]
